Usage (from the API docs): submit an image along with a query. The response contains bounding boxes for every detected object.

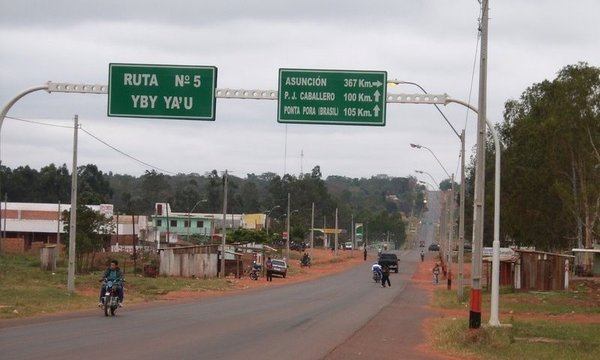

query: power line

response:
[6,115,72,129]
[79,127,177,175]
[5,115,176,175]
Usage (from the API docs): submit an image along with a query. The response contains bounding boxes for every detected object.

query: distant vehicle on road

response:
[377,253,399,273]
[419,241,425,247]
[344,242,353,250]
[428,243,440,251]
[270,259,287,278]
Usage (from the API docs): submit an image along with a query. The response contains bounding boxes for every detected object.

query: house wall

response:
[0,238,25,253]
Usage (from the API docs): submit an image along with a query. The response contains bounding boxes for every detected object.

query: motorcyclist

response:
[301,252,311,266]
[98,260,124,307]
[371,262,382,281]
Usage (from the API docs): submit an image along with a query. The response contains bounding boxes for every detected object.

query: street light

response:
[265,205,281,236]
[415,170,439,189]
[418,180,435,191]
[393,78,468,303]
[410,143,452,180]
[187,199,207,242]
[411,143,455,290]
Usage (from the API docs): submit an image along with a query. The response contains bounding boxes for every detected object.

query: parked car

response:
[378,253,399,273]
[270,259,288,278]
[428,243,440,251]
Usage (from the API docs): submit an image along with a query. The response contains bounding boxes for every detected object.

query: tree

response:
[78,164,113,204]
[62,205,114,273]
[499,63,600,250]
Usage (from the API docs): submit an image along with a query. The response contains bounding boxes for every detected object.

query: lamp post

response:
[415,170,439,190]
[418,180,435,191]
[392,79,468,302]
[187,199,207,242]
[410,144,452,180]
[411,144,455,290]
[286,192,290,260]
[265,205,281,236]
[388,20,502,327]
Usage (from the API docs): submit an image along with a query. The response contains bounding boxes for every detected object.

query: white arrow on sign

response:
[372,80,383,87]
[373,104,380,116]
[373,90,381,102]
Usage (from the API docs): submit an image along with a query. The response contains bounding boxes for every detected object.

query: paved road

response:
[1,250,418,360]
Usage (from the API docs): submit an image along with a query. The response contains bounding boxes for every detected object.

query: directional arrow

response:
[373,90,381,102]
[372,80,383,87]
[373,104,380,117]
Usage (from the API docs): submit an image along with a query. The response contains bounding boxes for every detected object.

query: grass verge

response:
[430,282,600,359]
[432,318,600,360]
[0,253,234,320]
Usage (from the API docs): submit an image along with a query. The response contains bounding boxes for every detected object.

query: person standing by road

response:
[381,264,391,288]
[432,263,440,285]
[420,250,425,262]
[266,257,273,282]
[363,247,367,261]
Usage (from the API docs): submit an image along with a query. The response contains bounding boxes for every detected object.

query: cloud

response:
[0,0,597,185]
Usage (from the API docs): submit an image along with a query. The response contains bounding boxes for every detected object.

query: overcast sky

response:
[0,0,598,185]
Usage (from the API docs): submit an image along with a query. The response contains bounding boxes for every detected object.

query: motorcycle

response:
[100,279,121,317]
[249,267,259,280]
[300,256,311,268]
[372,270,382,283]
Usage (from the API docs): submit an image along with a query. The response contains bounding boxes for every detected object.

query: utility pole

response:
[132,213,137,274]
[323,216,327,249]
[56,201,61,247]
[286,192,290,260]
[447,174,455,290]
[334,208,338,256]
[310,202,315,255]
[351,213,354,256]
[470,0,489,329]
[458,130,466,300]
[67,115,79,292]
[221,170,228,278]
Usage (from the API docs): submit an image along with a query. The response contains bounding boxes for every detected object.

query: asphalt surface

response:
[2,253,416,360]
[325,252,446,360]
[2,193,446,360]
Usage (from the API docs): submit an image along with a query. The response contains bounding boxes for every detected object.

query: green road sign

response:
[278,69,387,126]
[108,63,217,120]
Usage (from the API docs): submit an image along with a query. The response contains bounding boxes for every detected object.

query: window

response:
[184,220,190,228]
[156,219,162,227]
[196,221,204,228]
[170,220,177,227]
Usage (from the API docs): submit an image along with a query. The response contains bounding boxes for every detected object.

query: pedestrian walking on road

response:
[381,264,391,288]
[266,257,273,282]
[432,263,440,285]
[420,250,425,262]
[363,247,367,261]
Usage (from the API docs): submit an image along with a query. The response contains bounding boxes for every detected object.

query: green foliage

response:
[228,228,269,244]
[62,204,114,273]
[498,63,600,250]
[2,161,424,246]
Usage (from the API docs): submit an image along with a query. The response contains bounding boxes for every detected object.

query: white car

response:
[344,242,353,250]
